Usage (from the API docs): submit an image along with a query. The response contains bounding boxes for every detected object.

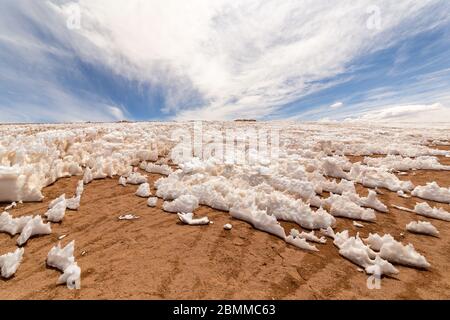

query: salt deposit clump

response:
[0,248,24,278]
[126,172,148,185]
[348,163,414,192]
[5,202,17,211]
[364,155,450,171]
[290,229,326,244]
[0,212,32,235]
[147,197,158,207]
[320,179,356,195]
[177,212,210,225]
[364,233,430,269]
[326,194,376,221]
[47,241,75,271]
[411,182,450,203]
[17,216,52,246]
[230,205,286,239]
[285,234,319,252]
[48,194,65,209]
[66,195,81,211]
[83,168,93,184]
[135,183,151,197]
[414,202,450,221]
[75,180,84,197]
[145,163,173,176]
[45,197,67,223]
[0,166,44,202]
[47,241,81,289]
[118,176,127,186]
[58,263,81,290]
[406,221,439,237]
[336,234,399,276]
[163,195,199,213]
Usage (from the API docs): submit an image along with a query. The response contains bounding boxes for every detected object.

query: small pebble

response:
[224,223,233,230]
[118,214,139,220]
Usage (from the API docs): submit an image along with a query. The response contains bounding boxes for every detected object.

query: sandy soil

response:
[1,147,449,300]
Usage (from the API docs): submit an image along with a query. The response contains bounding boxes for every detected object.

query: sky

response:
[0,0,450,123]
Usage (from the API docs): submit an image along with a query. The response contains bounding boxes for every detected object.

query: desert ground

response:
[1,139,449,300]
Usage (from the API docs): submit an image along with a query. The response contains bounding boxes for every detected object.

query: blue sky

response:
[1,0,450,123]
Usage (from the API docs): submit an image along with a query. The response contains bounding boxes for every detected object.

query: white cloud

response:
[0,1,125,123]
[330,102,344,109]
[353,103,450,122]
[50,0,449,120]
[107,106,126,120]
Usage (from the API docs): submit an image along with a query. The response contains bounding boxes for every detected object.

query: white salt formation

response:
[320,226,336,239]
[145,163,173,176]
[135,183,151,197]
[147,197,158,207]
[163,194,199,213]
[414,202,450,221]
[75,180,84,197]
[47,241,76,271]
[83,167,93,184]
[230,205,286,239]
[406,221,439,237]
[5,202,17,211]
[118,176,127,186]
[411,182,450,203]
[0,166,44,202]
[348,163,414,192]
[290,229,326,244]
[177,212,210,225]
[336,234,399,276]
[326,194,376,221]
[0,248,24,279]
[285,234,319,252]
[66,195,81,211]
[47,241,81,289]
[364,233,430,269]
[0,212,32,235]
[48,194,65,209]
[126,172,148,185]
[364,155,450,171]
[45,198,67,222]
[58,263,81,290]
[320,179,356,195]
[17,216,52,246]
[358,190,388,213]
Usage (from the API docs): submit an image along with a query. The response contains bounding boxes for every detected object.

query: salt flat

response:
[0,121,449,299]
